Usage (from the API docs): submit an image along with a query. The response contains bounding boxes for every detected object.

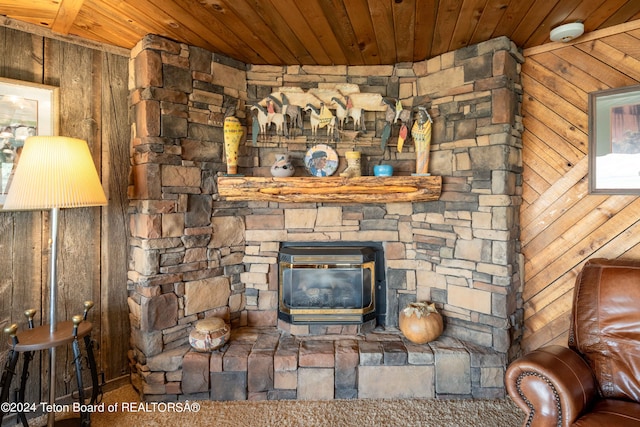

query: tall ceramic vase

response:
[223,115,243,175]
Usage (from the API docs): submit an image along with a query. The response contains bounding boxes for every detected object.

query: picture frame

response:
[588,84,640,194]
[0,77,59,209]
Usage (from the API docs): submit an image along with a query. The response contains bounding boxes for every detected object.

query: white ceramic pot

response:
[270,153,295,177]
[189,318,231,352]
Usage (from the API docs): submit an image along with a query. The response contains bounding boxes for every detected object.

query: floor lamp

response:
[4,136,107,426]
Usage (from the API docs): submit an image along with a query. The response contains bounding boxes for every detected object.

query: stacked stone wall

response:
[241,37,525,356]
[128,35,249,396]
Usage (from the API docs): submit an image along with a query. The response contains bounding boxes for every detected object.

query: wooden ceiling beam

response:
[51,0,84,35]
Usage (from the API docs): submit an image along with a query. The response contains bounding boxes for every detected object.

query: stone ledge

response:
[140,327,506,401]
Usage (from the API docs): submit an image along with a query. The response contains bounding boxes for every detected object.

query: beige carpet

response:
[33,384,525,427]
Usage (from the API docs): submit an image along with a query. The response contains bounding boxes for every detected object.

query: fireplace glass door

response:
[278,246,377,324]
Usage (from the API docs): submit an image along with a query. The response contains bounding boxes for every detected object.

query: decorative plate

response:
[304,144,339,177]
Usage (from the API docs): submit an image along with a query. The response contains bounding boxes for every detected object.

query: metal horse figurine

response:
[331,97,349,129]
[346,96,365,131]
[268,94,303,136]
[304,103,336,140]
[331,96,365,132]
[251,104,286,145]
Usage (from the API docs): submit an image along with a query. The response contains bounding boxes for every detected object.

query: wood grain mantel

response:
[217,175,442,203]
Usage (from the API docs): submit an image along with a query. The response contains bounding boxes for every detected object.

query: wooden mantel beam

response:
[217,175,442,204]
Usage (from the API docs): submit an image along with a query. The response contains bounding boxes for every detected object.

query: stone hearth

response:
[180,328,505,400]
[127,34,524,401]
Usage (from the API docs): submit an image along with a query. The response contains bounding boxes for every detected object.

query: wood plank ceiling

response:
[0,0,639,65]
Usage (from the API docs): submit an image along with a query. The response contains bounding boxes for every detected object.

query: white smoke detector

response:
[550,22,585,43]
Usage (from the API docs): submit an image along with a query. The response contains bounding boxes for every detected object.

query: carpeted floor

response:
[30,384,526,427]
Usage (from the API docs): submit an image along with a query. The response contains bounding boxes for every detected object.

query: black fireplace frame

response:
[278,241,386,326]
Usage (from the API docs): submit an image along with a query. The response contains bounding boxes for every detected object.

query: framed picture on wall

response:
[588,84,640,194]
[0,77,59,209]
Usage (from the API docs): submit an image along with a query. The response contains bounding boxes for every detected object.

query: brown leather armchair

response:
[506,258,640,426]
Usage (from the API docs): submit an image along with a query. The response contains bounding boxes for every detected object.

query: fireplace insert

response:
[278,244,384,325]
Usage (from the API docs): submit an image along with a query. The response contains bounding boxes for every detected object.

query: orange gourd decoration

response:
[399,302,443,344]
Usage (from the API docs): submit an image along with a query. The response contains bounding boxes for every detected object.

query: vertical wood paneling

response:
[100,52,130,380]
[42,39,104,399]
[521,22,640,353]
[0,27,47,403]
[0,27,129,402]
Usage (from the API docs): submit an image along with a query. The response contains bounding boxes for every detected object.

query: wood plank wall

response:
[520,21,640,353]
[0,26,130,401]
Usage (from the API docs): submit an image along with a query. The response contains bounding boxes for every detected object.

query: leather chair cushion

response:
[573,399,640,426]
[571,259,640,402]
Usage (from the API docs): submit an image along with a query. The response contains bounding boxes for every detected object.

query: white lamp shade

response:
[3,136,107,210]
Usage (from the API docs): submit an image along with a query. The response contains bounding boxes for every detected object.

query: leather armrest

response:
[505,345,598,427]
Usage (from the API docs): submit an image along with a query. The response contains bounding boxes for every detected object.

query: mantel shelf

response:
[217,175,442,204]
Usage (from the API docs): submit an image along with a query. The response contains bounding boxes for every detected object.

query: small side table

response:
[1,319,100,426]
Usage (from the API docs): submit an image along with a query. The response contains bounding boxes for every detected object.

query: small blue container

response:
[373,164,393,176]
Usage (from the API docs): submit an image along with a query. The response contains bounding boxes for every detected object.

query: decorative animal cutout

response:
[268,93,303,136]
[331,97,349,130]
[331,96,366,132]
[304,103,336,140]
[252,86,430,147]
[345,96,365,132]
[251,104,286,144]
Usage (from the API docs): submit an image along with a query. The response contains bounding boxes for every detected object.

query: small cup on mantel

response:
[373,164,393,176]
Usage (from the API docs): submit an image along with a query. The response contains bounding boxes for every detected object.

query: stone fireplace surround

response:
[127,34,524,401]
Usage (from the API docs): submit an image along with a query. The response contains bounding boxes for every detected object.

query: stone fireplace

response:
[127,34,524,401]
